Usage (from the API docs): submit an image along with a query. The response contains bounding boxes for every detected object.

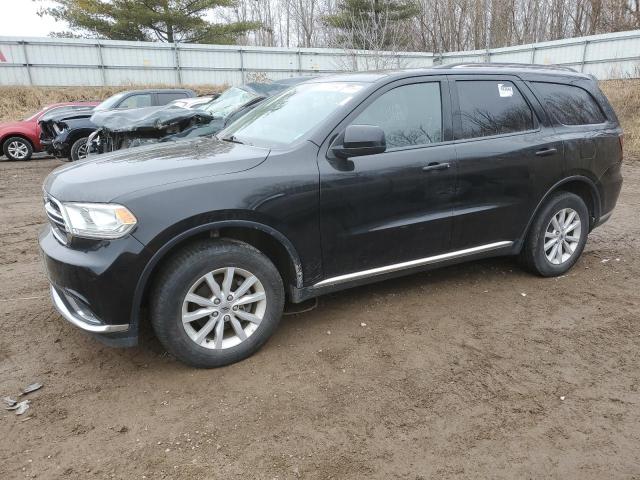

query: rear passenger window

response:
[353,82,442,149]
[157,92,189,105]
[532,82,605,125]
[456,80,534,139]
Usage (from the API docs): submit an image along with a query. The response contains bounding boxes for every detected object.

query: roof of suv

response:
[310,63,593,83]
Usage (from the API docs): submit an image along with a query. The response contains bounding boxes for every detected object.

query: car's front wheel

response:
[3,137,33,161]
[520,191,589,276]
[150,239,284,368]
[70,136,90,161]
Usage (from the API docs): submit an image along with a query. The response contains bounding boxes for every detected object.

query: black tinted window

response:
[456,80,534,139]
[157,92,189,105]
[353,83,442,149]
[532,82,605,125]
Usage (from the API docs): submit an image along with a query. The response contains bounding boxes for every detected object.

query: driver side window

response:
[353,82,442,149]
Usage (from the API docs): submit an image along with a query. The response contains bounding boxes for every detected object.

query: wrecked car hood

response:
[91,105,214,133]
[44,136,269,203]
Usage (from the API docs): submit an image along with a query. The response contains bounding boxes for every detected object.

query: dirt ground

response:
[0,153,639,480]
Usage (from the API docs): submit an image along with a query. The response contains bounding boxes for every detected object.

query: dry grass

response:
[0,79,638,157]
[600,79,640,158]
[0,84,226,123]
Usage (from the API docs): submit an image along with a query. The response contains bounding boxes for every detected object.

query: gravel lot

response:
[0,156,639,479]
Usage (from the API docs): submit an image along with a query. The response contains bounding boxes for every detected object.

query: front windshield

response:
[202,87,258,118]
[219,82,365,147]
[94,92,127,111]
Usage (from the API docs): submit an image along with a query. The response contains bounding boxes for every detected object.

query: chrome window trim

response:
[314,241,513,287]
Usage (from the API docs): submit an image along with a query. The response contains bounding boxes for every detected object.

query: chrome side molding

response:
[314,241,513,288]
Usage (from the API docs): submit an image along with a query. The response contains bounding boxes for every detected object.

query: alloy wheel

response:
[544,208,582,265]
[77,143,89,160]
[7,141,29,160]
[181,267,266,349]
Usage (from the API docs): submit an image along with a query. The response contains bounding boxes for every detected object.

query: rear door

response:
[450,76,564,249]
[318,76,457,278]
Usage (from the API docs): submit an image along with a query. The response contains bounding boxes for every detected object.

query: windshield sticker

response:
[498,83,513,97]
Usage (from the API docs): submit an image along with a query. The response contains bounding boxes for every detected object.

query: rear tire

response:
[520,191,589,276]
[70,136,89,161]
[3,137,33,161]
[150,239,284,368]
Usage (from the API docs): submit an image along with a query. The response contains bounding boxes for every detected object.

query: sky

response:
[0,0,68,37]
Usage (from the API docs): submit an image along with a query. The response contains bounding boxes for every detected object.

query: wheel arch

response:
[1,133,34,150]
[520,175,601,246]
[130,220,304,331]
[67,128,95,145]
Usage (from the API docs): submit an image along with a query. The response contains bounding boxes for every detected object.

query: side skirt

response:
[289,241,516,303]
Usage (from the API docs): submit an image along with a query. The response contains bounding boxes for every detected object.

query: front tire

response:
[520,191,589,276]
[70,136,89,161]
[3,137,33,161]
[150,240,284,368]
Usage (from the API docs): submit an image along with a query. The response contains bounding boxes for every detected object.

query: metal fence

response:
[1,29,639,87]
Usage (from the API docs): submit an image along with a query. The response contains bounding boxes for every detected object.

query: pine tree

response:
[324,0,419,50]
[41,0,260,44]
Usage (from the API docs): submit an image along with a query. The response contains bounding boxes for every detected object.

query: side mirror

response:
[332,124,386,159]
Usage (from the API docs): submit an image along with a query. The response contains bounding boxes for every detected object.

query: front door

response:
[318,77,458,279]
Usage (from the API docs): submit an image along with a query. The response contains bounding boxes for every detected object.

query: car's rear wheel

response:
[520,191,589,276]
[150,239,284,368]
[70,136,89,161]
[3,137,33,161]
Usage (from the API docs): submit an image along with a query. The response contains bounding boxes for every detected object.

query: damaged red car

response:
[0,102,98,161]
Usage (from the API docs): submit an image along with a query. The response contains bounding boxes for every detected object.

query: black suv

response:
[40,65,623,367]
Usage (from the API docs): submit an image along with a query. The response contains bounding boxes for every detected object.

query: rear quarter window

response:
[455,80,535,139]
[531,82,606,125]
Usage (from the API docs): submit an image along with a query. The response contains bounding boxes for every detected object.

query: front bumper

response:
[50,285,129,333]
[39,224,151,346]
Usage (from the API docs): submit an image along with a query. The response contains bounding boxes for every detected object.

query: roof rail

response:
[438,62,578,73]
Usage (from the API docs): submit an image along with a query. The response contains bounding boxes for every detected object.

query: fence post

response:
[580,40,589,72]
[173,42,182,85]
[239,49,245,84]
[297,49,303,75]
[96,41,107,86]
[530,46,536,64]
[20,41,33,86]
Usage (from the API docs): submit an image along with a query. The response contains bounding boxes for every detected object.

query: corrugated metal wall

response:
[0,30,638,86]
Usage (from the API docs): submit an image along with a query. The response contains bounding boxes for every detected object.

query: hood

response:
[44,136,269,203]
[91,105,214,133]
[0,119,28,131]
[41,110,93,125]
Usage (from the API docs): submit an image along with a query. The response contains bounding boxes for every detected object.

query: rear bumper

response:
[594,161,623,229]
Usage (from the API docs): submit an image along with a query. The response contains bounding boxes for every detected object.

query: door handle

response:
[422,162,450,172]
[535,147,557,157]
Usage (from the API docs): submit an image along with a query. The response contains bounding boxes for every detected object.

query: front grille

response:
[44,194,69,244]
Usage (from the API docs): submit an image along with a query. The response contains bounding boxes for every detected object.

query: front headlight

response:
[60,202,137,239]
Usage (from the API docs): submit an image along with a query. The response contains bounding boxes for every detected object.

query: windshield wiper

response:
[221,135,244,145]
